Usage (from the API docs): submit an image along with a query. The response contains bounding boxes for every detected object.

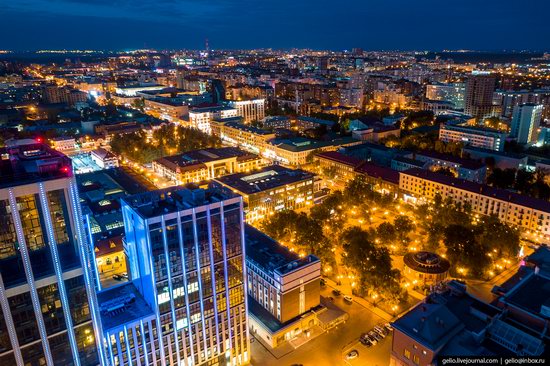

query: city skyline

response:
[1,0,550,51]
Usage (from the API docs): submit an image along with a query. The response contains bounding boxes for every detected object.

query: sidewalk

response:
[324,277,393,322]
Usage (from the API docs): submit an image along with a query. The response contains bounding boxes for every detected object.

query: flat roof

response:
[355,161,400,184]
[245,225,319,276]
[154,147,260,172]
[214,165,314,195]
[315,151,364,168]
[97,282,154,331]
[505,273,550,317]
[122,186,237,219]
[0,142,73,188]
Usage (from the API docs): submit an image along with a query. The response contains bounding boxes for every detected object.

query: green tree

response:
[376,222,397,245]
[394,215,415,244]
[444,224,489,277]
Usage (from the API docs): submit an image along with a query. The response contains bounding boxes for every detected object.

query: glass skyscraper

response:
[0,141,104,366]
[112,186,249,366]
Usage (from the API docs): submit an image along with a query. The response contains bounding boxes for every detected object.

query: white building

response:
[188,105,238,133]
[227,99,265,123]
[510,104,543,144]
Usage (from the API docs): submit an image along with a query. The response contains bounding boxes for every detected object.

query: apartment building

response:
[399,168,550,239]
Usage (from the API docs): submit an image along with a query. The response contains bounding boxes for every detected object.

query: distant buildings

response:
[425,82,465,110]
[212,165,315,222]
[510,103,543,144]
[464,72,496,120]
[245,225,321,348]
[152,147,264,185]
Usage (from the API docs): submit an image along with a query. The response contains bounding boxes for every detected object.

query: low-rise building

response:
[50,135,76,151]
[403,251,450,287]
[152,147,264,185]
[245,225,321,348]
[212,165,315,222]
[294,116,336,132]
[91,148,119,169]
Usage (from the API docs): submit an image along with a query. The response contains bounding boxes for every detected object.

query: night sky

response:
[0,0,549,51]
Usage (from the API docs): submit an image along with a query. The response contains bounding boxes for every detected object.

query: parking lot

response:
[250,285,391,366]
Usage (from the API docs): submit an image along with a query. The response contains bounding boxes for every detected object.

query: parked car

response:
[384,322,394,332]
[320,278,326,287]
[374,325,388,337]
[360,338,372,347]
[369,330,382,341]
[121,272,129,280]
[366,333,377,345]
[112,274,123,281]
[343,295,353,303]
[332,289,341,296]
[346,350,359,360]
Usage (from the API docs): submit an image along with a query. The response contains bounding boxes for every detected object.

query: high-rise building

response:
[510,103,543,144]
[227,99,265,124]
[117,186,250,366]
[464,72,496,120]
[0,141,104,366]
[425,82,465,110]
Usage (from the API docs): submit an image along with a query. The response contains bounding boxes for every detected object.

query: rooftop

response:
[214,165,314,195]
[97,282,154,331]
[0,141,73,189]
[155,147,260,172]
[403,251,451,274]
[296,115,336,126]
[245,225,319,276]
[355,161,400,184]
[315,150,364,168]
[504,272,550,318]
[122,186,236,219]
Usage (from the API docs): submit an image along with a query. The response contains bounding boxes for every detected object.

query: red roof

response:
[355,161,400,185]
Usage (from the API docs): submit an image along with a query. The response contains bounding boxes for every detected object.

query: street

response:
[250,285,392,366]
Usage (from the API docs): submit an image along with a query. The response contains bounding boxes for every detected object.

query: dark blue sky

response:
[0,0,549,51]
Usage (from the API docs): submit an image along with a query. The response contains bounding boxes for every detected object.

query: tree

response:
[340,227,401,298]
[376,222,397,245]
[132,98,145,112]
[394,215,415,244]
[476,215,520,258]
[444,224,489,277]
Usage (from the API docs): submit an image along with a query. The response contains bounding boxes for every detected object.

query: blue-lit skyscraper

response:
[0,141,105,366]
[109,186,249,366]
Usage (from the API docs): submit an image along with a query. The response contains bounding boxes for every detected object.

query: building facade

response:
[0,141,104,366]
[464,72,496,120]
[118,186,250,366]
[510,103,543,144]
[439,121,507,151]
[227,99,265,124]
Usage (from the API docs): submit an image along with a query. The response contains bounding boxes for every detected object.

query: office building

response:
[212,165,315,222]
[152,147,264,185]
[227,99,265,124]
[245,226,321,348]
[0,141,104,365]
[464,72,496,120]
[439,120,507,151]
[116,186,250,366]
[510,103,543,144]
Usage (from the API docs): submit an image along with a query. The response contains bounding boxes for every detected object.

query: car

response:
[343,295,353,303]
[360,338,372,347]
[328,296,334,301]
[112,274,122,281]
[346,350,359,360]
[121,272,129,280]
[374,325,388,336]
[366,334,377,345]
[332,289,341,296]
[320,278,326,287]
[384,322,394,332]
[369,330,382,341]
